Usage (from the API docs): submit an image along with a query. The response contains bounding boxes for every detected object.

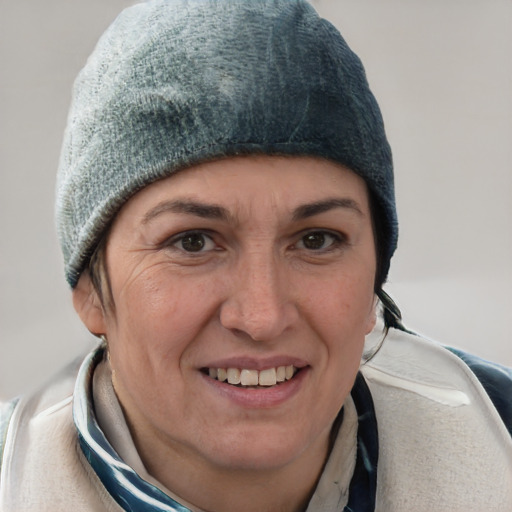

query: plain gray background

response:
[1,0,511,399]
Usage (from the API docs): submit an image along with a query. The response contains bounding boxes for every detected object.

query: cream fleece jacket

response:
[1,329,511,511]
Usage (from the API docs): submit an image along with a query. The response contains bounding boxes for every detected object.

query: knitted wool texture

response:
[56,0,397,287]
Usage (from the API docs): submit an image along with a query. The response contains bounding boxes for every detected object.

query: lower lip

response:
[200,368,309,409]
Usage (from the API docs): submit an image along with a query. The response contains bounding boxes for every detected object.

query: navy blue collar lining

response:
[74,347,188,511]
[74,347,379,511]
[345,372,379,511]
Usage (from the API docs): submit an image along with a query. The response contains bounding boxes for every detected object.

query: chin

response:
[199,424,323,472]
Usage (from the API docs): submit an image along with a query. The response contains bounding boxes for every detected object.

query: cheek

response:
[106,268,222,378]
[297,276,372,434]
[303,269,375,373]
[306,269,375,329]
[105,272,222,424]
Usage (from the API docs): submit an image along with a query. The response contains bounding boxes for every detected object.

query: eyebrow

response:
[142,199,231,224]
[292,198,363,221]
[142,197,363,225]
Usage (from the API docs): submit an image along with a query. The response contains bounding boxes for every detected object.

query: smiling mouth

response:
[203,366,299,387]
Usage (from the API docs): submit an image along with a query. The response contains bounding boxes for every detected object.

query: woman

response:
[1,1,511,510]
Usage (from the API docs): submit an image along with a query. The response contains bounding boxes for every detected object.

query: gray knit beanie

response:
[56,0,397,288]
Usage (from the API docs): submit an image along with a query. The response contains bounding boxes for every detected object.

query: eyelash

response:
[164,230,218,254]
[293,230,347,252]
[163,229,347,255]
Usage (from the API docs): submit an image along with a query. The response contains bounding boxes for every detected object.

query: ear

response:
[72,271,107,336]
[365,295,378,335]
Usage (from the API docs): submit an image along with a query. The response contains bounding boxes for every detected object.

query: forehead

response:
[119,155,370,221]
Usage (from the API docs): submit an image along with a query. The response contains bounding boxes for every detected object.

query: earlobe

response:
[72,271,107,336]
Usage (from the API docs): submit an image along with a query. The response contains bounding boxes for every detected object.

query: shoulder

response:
[445,346,512,437]
[0,348,121,511]
[362,327,512,436]
[360,328,512,509]
[0,350,85,472]
[0,354,80,477]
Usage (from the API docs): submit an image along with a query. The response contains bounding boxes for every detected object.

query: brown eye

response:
[173,232,215,252]
[302,232,327,250]
[297,231,342,251]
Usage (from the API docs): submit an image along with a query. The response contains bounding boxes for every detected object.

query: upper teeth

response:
[208,365,297,386]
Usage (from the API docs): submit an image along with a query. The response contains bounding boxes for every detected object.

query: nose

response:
[219,251,299,342]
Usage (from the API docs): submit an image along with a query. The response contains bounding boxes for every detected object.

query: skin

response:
[74,155,377,512]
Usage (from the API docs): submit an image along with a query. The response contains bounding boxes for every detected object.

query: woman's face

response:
[77,155,377,474]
